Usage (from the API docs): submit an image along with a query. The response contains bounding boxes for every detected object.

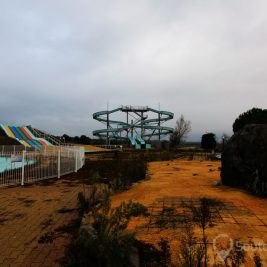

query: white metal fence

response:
[0,145,36,153]
[0,146,85,187]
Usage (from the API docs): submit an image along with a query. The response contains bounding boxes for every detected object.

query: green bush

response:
[79,158,147,191]
[233,108,267,133]
[66,194,148,267]
[201,133,217,150]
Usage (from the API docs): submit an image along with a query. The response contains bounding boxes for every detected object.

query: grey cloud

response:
[1,0,267,140]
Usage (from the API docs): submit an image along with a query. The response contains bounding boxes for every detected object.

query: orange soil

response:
[112,160,267,266]
[75,144,107,151]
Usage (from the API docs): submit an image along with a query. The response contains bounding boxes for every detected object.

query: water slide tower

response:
[93,105,174,149]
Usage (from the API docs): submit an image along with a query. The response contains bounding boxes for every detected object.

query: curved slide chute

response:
[93,106,174,148]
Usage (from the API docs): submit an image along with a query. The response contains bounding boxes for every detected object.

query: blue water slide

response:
[128,136,136,146]
[9,126,22,139]
[136,134,145,145]
[26,139,39,149]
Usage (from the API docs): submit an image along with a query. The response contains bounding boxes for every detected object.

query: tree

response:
[61,134,92,145]
[170,115,191,147]
[201,133,217,150]
[221,133,230,144]
[233,108,267,133]
[80,135,91,144]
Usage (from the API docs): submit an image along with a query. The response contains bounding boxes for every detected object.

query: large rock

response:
[221,124,267,191]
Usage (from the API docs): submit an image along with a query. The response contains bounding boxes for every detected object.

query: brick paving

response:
[0,174,85,267]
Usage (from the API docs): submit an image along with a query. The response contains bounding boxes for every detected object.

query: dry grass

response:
[75,144,107,151]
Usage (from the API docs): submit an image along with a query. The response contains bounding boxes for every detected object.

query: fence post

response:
[75,151,78,173]
[21,151,25,186]
[58,149,61,178]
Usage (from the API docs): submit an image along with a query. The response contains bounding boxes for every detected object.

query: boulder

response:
[221,124,267,191]
[212,181,222,186]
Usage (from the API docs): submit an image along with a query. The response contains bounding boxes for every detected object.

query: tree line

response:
[60,107,266,148]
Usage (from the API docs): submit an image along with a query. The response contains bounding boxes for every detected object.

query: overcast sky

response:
[0,0,266,141]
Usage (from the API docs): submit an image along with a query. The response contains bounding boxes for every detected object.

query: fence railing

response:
[0,146,85,187]
[28,126,65,146]
[0,145,37,153]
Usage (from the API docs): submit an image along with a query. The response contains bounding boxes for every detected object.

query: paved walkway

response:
[0,174,85,267]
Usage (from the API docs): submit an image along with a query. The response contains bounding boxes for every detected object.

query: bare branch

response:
[170,115,192,148]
